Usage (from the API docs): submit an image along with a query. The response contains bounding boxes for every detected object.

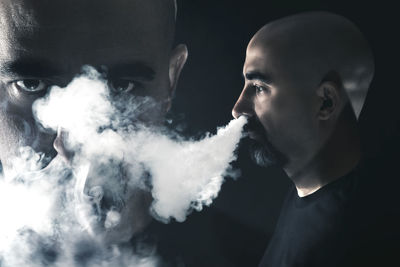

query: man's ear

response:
[316,81,339,120]
[166,44,188,111]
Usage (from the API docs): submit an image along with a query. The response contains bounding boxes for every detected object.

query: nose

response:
[232,87,254,119]
[53,127,74,163]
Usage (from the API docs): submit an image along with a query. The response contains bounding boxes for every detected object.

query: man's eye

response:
[109,79,138,94]
[254,84,269,95]
[14,79,48,93]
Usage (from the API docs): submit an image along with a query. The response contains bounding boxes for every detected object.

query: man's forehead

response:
[244,29,300,80]
[0,0,172,32]
[244,43,272,74]
[0,0,175,72]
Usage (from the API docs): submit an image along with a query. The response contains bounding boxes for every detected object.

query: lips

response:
[77,189,125,234]
[85,184,125,223]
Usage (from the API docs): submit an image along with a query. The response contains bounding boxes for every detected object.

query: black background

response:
[170,0,399,239]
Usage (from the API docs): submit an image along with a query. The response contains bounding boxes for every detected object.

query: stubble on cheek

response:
[0,108,57,173]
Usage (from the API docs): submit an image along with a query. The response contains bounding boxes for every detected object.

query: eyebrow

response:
[0,58,64,78]
[107,62,156,81]
[243,71,273,84]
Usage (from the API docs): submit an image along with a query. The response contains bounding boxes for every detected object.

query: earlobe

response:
[317,81,339,120]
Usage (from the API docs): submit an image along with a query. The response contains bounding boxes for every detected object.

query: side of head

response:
[232,11,374,171]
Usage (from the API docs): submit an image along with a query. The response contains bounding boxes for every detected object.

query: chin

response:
[250,142,277,167]
[80,189,153,244]
[247,133,287,168]
[104,205,152,244]
[102,218,138,244]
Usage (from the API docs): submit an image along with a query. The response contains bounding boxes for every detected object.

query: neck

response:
[285,106,361,197]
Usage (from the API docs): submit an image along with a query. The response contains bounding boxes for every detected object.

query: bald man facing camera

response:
[0,0,186,243]
[231,12,394,266]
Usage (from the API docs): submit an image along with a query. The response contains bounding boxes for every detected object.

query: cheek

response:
[115,189,152,237]
[0,113,33,171]
[254,95,284,135]
[138,80,171,124]
[149,77,171,106]
[0,109,56,161]
[0,112,35,148]
[254,94,316,146]
[132,96,167,126]
[0,85,37,146]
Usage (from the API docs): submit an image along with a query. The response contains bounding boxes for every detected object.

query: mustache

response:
[244,116,262,131]
[242,116,287,167]
[243,116,268,141]
[84,161,127,213]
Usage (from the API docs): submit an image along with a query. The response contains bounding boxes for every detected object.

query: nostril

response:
[232,100,247,119]
[232,109,240,119]
[232,106,248,119]
[232,100,254,119]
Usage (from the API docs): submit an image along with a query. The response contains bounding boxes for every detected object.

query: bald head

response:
[0,0,177,55]
[249,12,374,118]
[233,12,373,176]
[0,0,188,242]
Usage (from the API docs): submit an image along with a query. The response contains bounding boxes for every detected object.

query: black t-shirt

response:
[134,207,268,267]
[259,160,400,267]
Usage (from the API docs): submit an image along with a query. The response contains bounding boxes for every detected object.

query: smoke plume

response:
[0,67,247,266]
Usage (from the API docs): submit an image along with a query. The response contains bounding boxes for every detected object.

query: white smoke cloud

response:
[137,118,245,222]
[0,66,247,266]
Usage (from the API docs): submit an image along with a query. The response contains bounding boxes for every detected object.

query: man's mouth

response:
[88,186,125,221]
[77,186,125,233]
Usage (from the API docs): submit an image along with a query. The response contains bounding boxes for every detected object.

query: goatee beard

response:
[245,117,287,168]
[249,139,278,167]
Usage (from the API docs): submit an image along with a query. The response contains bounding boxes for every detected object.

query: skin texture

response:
[232,12,374,197]
[0,0,187,242]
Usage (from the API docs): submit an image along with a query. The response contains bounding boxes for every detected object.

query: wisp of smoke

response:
[0,67,247,266]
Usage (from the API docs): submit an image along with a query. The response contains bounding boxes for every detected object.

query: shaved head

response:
[250,11,374,118]
[0,0,178,54]
[0,0,188,241]
[233,12,372,180]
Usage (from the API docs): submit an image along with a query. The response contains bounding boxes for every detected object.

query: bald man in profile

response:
[231,12,396,266]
